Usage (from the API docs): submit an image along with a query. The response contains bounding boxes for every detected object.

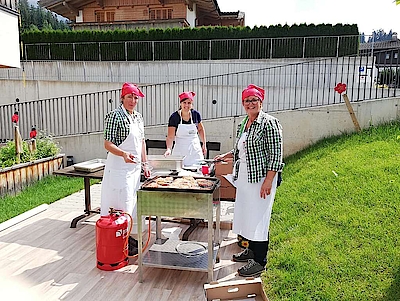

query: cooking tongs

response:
[196,158,224,164]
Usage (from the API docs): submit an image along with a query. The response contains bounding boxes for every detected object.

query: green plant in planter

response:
[0,141,31,168]
[0,133,60,169]
[34,134,60,160]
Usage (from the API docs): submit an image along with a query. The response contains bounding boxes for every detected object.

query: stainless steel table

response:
[137,185,221,283]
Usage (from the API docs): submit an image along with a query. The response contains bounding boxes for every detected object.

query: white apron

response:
[100,109,144,234]
[171,110,204,166]
[233,132,278,241]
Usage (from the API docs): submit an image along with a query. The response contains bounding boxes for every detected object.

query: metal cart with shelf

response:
[137,178,221,283]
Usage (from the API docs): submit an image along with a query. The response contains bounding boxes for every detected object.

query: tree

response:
[18,0,71,32]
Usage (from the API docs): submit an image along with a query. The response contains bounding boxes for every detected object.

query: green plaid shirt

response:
[233,111,284,183]
[104,105,144,146]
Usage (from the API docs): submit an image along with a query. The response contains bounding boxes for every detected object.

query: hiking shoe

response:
[237,259,265,277]
[232,248,255,262]
[237,235,249,249]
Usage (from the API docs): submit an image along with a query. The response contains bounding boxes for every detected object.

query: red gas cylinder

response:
[96,210,129,271]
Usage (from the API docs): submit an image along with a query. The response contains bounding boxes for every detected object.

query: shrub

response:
[0,133,61,169]
[34,134,60,160]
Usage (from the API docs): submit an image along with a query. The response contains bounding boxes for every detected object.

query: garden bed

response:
[0,154,65,197]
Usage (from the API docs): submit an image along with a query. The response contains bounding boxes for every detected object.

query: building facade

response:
[39,0,245,30]
[0,0,20,68]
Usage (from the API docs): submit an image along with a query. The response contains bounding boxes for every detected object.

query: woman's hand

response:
[164,148,172,157]
[260,178,273,199]
[143,169,151,178]
[202,144,207,155]
[213,154,225,162]
[122,151,136,163]
[214,151,233,162]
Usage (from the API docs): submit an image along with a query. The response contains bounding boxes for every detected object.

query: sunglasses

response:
[243,98,260,104]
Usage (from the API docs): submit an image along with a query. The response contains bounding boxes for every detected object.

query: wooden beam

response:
[62,1,79,16]
[342,93,361,132]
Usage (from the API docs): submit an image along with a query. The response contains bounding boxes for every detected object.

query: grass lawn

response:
[264,121,400,300]
[0,176,99,223]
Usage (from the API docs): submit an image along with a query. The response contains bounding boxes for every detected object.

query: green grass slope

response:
[264,121,400,300]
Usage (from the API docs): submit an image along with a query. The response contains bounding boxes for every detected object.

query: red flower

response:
[334,83,347,94]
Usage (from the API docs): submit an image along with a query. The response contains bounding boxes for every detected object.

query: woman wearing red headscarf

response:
[100,82,151,255]
[164,91,207,166]
[214,84,284,277]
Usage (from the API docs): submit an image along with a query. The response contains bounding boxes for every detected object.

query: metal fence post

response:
[238,39,241,59]
[302,37,306,58]
[99,42,101,61]
[125,41,128,61]
[270,38,273,59]
[209,40,212,60]
[336,36,340,57]
[180,40,183,60]
[152,41,155,61]
[48,43,51,60]
[73,43,76,61]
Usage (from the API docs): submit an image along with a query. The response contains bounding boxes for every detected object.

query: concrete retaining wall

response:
[0,57,372,104]
[54,96,400,164]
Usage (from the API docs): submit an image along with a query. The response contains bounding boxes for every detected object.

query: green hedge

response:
[21,23,360,60]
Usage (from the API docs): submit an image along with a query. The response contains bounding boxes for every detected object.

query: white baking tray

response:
[73,159,106,173]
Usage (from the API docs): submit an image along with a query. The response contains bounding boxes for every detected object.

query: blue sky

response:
[218,0,399,35]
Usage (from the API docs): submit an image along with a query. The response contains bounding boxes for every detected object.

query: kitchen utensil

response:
[147,155,184,171]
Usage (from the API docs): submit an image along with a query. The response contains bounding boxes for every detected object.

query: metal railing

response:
[23,35,360,61]
[1,53,398,141]
[0,0,18,12]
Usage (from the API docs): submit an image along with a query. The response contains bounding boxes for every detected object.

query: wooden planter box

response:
[0,154,65,197]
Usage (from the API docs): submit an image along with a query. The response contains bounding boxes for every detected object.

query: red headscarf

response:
[11,113,19,123]
[30,129,37,139]
[242,84,265,101]
[179,91,196,102]
[121,83,145,98]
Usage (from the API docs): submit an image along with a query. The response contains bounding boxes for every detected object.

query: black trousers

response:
[246,234,269,266]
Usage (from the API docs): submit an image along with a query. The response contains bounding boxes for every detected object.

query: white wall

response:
[0,58,314,104]
[186,3,196,27]
[0,10,20,68]
[54,96,400,164]
[0,80,121,103]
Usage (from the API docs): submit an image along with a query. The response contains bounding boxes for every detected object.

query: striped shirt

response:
[233,111,284,183]
[104,105,144,146]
